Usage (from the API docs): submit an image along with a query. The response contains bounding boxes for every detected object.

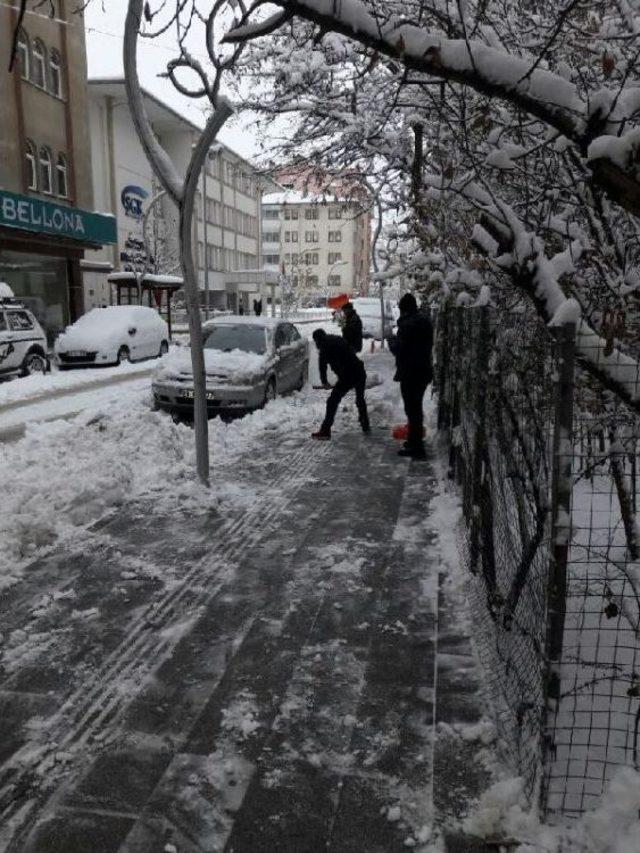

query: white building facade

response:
[261,189,371,304]
[86,79,263,312]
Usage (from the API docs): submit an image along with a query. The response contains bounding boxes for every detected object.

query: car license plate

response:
[67,351,87,357]
[181,390,217,400]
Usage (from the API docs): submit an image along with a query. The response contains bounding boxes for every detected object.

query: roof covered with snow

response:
[263,190,344,206]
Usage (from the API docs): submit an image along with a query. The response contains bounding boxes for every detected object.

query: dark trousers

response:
[321,369,369,434]
[400,378,428,447]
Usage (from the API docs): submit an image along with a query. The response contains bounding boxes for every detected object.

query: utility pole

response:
[201,156,210,320]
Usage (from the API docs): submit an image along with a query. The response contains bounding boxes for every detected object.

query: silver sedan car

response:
[152,316,309,417]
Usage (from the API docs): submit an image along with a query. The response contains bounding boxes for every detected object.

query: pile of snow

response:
[463,768,640,852]
[0,281,15,299]
[0,349,399,591]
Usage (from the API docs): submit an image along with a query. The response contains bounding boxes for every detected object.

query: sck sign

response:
[121,185,149,220]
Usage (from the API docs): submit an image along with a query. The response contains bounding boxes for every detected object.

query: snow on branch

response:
[224,0,640,217]
[427,172,640,412]
[124,0,185,204]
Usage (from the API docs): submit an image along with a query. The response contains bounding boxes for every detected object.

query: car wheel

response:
[21,351,47,376]
[159,340,169,357]
[117,346,130,365]
[295,362,309,391]
[263,378,277,406]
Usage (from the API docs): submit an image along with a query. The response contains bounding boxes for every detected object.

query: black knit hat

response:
[399,293,418,313]
[312,328,327,344]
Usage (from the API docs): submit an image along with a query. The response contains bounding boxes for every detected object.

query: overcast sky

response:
[84,1,263,161]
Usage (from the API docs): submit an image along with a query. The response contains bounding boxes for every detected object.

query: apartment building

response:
[0,0,116,342]
[261,186,371,303]
[87,79,263,312]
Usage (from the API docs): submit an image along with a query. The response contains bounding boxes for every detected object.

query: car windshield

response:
[204,324,267,355]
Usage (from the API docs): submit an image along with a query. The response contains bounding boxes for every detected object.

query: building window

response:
[264,254,280,265]
[39,147,52,193]
[56,153,68,197]
[307,275,319,287]
[305,207,319,220]
[225,162,235,185]
[25,140,37,190]
[263,231,280,244]
[32,39,46,88]
[305,252,319,265]
[264,209,279,220]
[17,30,30,80]
[328,275,342,287]
[328,207,342,219]
[49,48,62,97]
[328,252,342,265]
[291,253,299,265]
[328,230,342,242]
[305,231,318,243]
[284,207,299,220]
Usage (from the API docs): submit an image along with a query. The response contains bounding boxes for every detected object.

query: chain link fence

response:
[436,304,640,819]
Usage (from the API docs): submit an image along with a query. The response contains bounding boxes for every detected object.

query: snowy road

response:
[0,376,154,442]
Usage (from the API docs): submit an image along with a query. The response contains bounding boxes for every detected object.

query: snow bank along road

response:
[0,352,493,852]
[0,361,162,443]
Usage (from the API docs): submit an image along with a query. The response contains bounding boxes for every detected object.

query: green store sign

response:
[0,189,117,246]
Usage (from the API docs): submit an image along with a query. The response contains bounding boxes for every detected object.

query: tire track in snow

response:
[0,442,330,846]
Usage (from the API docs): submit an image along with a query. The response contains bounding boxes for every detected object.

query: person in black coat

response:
[341,302,363,353]
[253,298,263,316]
[311,329,370,439]
[391,292,433,459]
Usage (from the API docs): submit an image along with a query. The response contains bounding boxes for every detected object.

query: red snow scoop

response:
[392,423,426,440]
[327,293,350,310]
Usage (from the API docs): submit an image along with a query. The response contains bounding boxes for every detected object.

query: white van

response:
[351,297,396,339]
[0,283,49,378]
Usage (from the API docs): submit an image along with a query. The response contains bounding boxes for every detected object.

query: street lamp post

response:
[201,162,210,321]
[194,145,219,321]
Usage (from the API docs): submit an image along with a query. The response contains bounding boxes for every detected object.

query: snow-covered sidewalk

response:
[0,351,500,852]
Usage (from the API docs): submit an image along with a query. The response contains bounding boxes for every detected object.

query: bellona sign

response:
[0,189,117,245]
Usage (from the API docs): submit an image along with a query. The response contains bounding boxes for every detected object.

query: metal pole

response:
[203,163,210,320]
[541,321,576,813]
[379,282,386,349]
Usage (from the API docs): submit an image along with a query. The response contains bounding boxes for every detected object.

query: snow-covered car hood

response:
[155,348,270,384]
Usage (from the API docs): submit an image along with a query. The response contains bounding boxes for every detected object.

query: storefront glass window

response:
[0,251,69,345]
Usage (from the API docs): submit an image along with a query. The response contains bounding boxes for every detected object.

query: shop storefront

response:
[0,189,116,345]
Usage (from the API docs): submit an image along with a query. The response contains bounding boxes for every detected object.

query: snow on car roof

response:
[70,305,160,330]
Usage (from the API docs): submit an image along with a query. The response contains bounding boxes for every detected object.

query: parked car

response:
[54,306,169,369]
[0,284,49,378]
[152,316,309,417]
[351,297,396,339]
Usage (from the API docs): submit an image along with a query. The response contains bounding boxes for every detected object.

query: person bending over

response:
[311,329,370,440]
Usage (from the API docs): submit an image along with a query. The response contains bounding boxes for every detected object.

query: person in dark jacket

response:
[253,298,263,316]
[341,302,363,353]
[391,292,433,459]
[311,329,370,440]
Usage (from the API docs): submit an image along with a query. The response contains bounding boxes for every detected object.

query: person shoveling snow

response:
[310,329,370,440]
